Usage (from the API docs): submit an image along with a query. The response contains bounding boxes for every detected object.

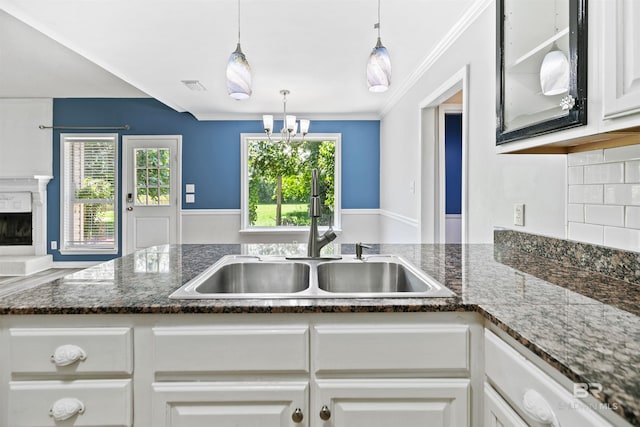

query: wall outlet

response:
[513,203,525,226]
[50,240,58,250]
[185,194,195,203]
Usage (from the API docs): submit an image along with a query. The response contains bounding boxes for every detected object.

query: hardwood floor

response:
[0,268,82,298]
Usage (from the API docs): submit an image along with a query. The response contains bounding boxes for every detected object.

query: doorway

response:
[419,66,468,244]
[440,104,462,243]
[122,135,182,254]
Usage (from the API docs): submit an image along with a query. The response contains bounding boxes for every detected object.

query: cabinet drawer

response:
[9,327,132,376]
[9,379,132,427]
[153,325,309,374]
[313,324,469,374]
[152,381,308,427]
[484,331,611,427]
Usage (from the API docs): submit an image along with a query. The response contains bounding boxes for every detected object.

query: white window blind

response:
[61,134,118,253]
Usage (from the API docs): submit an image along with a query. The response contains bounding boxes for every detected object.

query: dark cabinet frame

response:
[496,0,588,145]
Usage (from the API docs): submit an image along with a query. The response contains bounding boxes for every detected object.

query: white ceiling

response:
[0,0,478,120]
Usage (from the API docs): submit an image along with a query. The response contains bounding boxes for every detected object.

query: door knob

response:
[126,206,133,211]
[291,408,304,423]
[319,405,331,420]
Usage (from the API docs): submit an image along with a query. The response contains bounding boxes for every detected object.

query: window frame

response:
[240,133,342,233]
[59,133,119,255]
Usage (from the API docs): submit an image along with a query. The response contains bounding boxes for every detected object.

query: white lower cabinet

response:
[2,325,134,427]
[152,381,308,427]
[484,383,528,427]
[314,379,469,427]
[484,330,613,427]
[9,379,132,427]
[148,314,475,427]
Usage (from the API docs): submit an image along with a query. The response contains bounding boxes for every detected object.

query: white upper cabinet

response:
[601,0,640,120]
[497,0,640,154]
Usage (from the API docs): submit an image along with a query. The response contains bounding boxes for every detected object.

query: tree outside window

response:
[245,136,339,228]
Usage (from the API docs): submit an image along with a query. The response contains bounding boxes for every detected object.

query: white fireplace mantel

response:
[0,175,53,260]
[0,176,52,203]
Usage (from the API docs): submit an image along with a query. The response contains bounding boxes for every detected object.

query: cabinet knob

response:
[50,344,87,367]
[522,389,559,427]
[319,404,331,421]
[49,397,85,421]
[291,407,304,423]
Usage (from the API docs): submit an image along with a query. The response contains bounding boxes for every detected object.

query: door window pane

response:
[134,148,171,206]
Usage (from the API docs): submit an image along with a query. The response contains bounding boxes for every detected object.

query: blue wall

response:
[48,98,380,261]
[445,113,462,215]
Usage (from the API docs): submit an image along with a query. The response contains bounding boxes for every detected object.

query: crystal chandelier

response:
[226,0,252,100]
[366,0,391,92]
[262,90,310,143]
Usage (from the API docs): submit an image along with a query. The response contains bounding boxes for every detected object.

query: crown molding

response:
[380,0,493,117]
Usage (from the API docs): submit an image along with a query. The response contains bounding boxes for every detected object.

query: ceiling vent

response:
[181,80,207,91]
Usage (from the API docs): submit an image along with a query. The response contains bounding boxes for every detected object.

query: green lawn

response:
[254,203,308,226]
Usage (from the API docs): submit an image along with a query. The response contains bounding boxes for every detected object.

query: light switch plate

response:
[186,194,195,203]
[185,184,195,193]
[514,203,525,226]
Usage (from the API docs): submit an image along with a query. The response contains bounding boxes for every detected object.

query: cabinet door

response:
[484,383,528,427]
[602,0,640,119]
[313,379,469,427]
[152,381,308,427]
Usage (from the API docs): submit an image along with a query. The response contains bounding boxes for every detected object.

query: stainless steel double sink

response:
[169,255,455,299]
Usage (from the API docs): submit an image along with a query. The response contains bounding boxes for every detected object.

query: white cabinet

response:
[484,383,528,427]
[311,321,471,427]
[4,326,133,427]
[484,330,612,427]
[148,315,474,427]
[314,379,469,427]
[602,0,640,120]
[10,380,132,427]
[497,0,640,154]
[152,382,308,427]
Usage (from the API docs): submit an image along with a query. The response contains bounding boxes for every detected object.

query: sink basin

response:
[170,256,309,298]
[317,257,455,297]
[169,255,455,299]
[318,260,430,293]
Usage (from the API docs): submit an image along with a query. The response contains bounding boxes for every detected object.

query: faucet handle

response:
[355,242,372,260]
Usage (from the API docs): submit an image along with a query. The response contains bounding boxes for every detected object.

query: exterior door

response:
[122,136,181,254]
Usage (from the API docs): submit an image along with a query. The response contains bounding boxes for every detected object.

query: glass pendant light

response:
[539,0,569,96]
[226,0,252,100]
[367,0,391,93]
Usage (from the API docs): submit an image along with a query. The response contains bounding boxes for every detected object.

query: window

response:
[241,133,341,231]
[134,148,171,205]
[61,134,118,254]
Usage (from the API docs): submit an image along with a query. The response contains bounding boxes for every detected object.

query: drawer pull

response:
[50,344,87,367]
[291,408,304,423]
[522,389,559,426]
[319,404,331,420]
[49,397,85,421]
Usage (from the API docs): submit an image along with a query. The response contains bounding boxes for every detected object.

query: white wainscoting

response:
[181,209,382,244]
[445,214,462,244]
[181,210,243,243]
[379,210,420,243]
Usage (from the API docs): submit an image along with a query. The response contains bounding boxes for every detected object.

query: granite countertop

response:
[0,242,638,425]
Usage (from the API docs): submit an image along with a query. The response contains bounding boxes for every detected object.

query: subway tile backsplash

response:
[568,145,640,251]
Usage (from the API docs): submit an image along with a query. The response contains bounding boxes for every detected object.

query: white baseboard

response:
[53,261,100,269]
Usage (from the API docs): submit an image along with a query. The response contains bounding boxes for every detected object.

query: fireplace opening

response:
[0,212,33,246]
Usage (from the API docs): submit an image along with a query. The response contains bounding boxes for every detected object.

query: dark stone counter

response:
[0,239,638,425]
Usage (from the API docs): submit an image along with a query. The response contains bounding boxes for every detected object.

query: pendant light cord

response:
[376,0,381,38]
[237,0,241,44]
